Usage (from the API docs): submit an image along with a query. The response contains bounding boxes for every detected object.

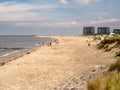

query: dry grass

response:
[88,36,120,90]
[87,72,120,90]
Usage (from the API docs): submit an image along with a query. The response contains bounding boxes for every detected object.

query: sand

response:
[0,36,115,90]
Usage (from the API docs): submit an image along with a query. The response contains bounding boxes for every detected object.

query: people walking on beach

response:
[48,42,52,47]
[88,43,90,46]
[49,42,52,46]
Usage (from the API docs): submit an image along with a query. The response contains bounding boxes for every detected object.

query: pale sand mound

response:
[0,36,115,90]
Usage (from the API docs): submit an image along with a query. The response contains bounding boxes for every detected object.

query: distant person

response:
[100,35,104,41]
[48,42,52,47]
[49,42,52,46]
[88,43,90,46]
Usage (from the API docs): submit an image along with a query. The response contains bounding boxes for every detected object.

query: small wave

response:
[0,50,20,58]
[35,43,40,46]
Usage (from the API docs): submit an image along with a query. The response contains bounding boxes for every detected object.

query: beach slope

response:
[0,36,115,90]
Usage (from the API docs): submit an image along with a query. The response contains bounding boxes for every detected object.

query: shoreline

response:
[0,37,57,66]
[0,45,39,66]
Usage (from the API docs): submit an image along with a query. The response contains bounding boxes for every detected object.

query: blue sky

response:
[0,0,120,35]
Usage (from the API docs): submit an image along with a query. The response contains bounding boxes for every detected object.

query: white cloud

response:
[0,12,40,21]
[0,1,56,21]
[0,1,56,13]
[76,0,101,5]
[89,18,120,25]
[59,0,100,5]
[59,0,69,4]
[15,18,120,28]
[15,21,81,28]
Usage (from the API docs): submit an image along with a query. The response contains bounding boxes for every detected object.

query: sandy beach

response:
[0,36,115,90]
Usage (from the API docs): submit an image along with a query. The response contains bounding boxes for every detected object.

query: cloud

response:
[0,1,56,13]
[59,0,101,5]
[59,0,69,4]
[14,18,120,28]
[89,18,120,25]
[0,1,56,21]
[76,0,101,5]
[55,19,120,27]
[15,21,81,28]
[59,0,100,5]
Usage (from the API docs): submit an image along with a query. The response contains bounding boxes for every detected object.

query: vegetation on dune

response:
[97,43,105,49]
[88,59,120,90]
[109,59,120,72]
[87,35,120,90]
[87,72,120,90]
[116,51,120,57]
[97,35,120,52]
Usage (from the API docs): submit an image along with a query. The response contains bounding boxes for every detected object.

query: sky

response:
[0,0,120,35]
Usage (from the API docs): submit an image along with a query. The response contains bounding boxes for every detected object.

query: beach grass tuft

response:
[116,51,120,57]
[108,62,117,72]
[97,43,104,49]
[108,59,120,72]
[87,72,120,90]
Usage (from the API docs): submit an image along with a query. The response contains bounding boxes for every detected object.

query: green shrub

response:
[97,43,104,49]
[108,63,117,71]
[105,48,112,52]
[116,51,120,57]
[116,59,120,72]
[103,44,109,49]
[109,59,120,72]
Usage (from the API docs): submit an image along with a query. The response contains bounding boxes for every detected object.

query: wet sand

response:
[0,36,115,90]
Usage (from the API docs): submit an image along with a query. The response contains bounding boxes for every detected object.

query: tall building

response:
[83,27,95,35]
[113,29,120,34]
[97,27,110,34]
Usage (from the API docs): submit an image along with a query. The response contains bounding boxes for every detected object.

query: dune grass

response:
[87,72,120,90]
[97,35,120,52]
[88,36,120,90]
[108,59,120,72]
[116,51,120,57]
[88,59,120,90]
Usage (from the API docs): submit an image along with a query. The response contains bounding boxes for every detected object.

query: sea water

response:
[0,35,53,57]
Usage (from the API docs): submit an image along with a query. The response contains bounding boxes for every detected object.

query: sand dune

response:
[0,36,115,90]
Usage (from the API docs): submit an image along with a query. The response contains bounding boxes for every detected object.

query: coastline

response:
[0,36,56,66]
[0,46,39,66]
[0,35,115,90]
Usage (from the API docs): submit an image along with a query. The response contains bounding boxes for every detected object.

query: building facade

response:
[97,27,110,34]
[83,27,95,35]
[113,29,120,34]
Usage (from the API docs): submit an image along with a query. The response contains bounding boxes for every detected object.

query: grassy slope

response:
[88,71,120,90]
[88,35,120,90]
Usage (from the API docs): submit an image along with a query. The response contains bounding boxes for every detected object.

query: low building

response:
[97,27,110,34]
[113,29,120,34]
[83,27,95,35]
